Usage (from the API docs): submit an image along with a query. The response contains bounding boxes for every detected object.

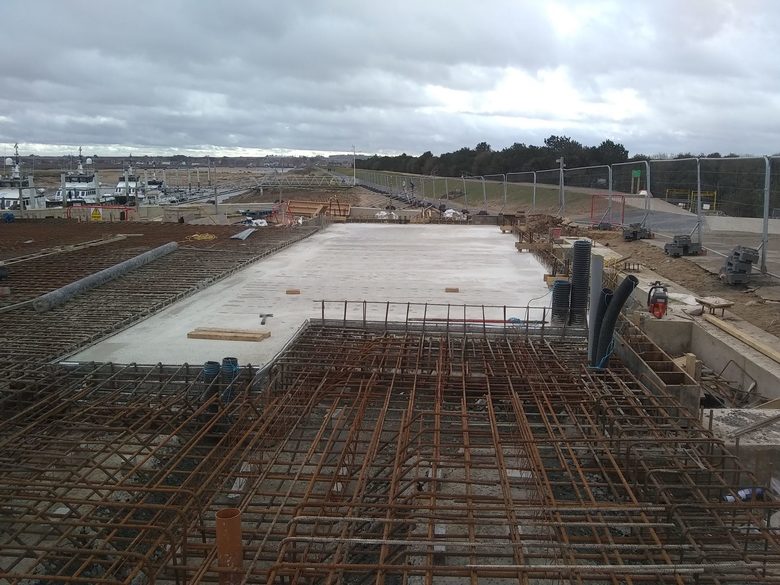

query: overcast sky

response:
[1,0,778,158]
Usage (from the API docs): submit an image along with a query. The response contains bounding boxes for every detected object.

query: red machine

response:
[647,281,668,319]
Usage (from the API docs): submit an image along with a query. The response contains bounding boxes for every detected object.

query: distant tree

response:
[595,140,629,164]
[475,141,491,153]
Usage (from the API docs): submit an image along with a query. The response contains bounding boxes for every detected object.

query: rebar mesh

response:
[1,324,779,584]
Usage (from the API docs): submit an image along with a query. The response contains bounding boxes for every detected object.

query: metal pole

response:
[481,176,486,210]
[503,174,507,208]
[644,160,651,208]
[352,145,356,186]
[533,171,537,212]
[761,156,770,273]
[557,157,565,215]
[696,158,702,244]
[607,165,613,224]
[462,175,467,207]
[444,177,449,201]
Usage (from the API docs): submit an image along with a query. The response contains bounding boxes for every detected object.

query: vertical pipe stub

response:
[216,508,243,585]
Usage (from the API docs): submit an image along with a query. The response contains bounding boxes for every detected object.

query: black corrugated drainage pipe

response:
[594,275,639,369]
[551,280,572,324]
[588,288,613,367]
[32,241,178,312]
[569,240,591,325]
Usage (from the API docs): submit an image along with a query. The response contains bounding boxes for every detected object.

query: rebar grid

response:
[1,325,779,585]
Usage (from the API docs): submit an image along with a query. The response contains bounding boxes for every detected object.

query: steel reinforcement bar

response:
[1,324,780,584]
[0,226,319,367]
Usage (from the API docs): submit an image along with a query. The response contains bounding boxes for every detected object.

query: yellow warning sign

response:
[90,207,102,221]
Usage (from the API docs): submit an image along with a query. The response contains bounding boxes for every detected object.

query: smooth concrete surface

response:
[691,321,780,401]
[638,318,693,357]
[705,216,780,235]
[71,224,549,366]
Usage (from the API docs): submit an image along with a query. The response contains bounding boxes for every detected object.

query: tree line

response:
[358,136,632,176]
[357,137,780,217]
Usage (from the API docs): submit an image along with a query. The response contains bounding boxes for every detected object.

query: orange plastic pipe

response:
[215,508,243,585]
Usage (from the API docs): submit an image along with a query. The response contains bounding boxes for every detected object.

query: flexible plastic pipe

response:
[589,288,613,367]
[594,275,639,368]
[32,241,178,313]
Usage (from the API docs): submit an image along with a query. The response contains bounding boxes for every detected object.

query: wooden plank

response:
[444,287,460,293]
[684,353,701,382]
[703,315,780,364]
[695,296,734,309]
[187,328,271,342]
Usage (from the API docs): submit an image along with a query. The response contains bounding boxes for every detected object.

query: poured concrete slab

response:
[70,224,549,366]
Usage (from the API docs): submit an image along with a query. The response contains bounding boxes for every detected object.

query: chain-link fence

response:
[351,156,779,277]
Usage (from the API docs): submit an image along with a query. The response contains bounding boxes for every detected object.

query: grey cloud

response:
[1,0,779,157]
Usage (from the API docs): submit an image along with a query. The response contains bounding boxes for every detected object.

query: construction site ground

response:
[591,230,780,335]
[3,215,780,584]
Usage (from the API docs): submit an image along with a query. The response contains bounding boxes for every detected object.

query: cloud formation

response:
[0,0,778,157]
